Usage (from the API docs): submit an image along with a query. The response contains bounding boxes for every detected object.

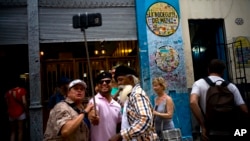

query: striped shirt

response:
[120,84,156,141]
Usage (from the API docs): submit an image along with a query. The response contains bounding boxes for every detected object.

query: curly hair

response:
[152,77,168,90]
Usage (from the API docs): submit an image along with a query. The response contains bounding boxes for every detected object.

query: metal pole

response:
[81,28,97,115]
[27,0,43,140]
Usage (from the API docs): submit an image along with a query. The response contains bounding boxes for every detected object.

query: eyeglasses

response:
[99,79,111,84]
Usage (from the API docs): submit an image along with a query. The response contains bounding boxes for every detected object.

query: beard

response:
[119,85,133,103]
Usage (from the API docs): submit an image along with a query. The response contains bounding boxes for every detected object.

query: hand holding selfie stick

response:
[73,12,102,116]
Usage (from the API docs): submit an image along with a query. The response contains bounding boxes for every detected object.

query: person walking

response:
[109,65,156,141]
[5,78,28,141]
[152,77,175,140]
[43,79,93,141]
[88,72,122,141]
[190,59,248,141]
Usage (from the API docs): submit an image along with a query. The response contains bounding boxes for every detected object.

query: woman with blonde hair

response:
[152,76,175,140]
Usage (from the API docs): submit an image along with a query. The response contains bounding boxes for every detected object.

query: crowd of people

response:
[43,65,162,141]
[5,59,249,141]
[42,61,249,141]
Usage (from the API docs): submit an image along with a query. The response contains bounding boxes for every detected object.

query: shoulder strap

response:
[64,101,80,113]
[205,77,230,87]
[204,77,215,86]
[161,102,166,131]
[221,81,230,87]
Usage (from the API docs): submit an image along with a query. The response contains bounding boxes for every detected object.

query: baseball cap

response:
[68,79,87,90]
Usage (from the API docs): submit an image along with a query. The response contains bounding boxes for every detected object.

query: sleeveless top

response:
[154,98,175,136]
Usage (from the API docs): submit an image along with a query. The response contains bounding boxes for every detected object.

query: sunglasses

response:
[99,79,111,84]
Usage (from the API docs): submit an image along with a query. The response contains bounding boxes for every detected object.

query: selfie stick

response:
[81,27,97,116]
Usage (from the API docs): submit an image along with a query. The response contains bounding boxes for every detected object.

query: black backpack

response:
[203,77,237,132]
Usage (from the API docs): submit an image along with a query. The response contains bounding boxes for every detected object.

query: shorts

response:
[9,112,26,121]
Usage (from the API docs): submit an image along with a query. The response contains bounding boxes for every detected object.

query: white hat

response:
[68,79,87,90]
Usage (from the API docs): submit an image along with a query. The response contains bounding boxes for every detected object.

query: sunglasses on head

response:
[99,79,111,84]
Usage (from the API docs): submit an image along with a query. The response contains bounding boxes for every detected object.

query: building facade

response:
[0,0,249,140]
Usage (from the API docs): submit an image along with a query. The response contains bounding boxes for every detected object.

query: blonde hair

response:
[152,77,167,90]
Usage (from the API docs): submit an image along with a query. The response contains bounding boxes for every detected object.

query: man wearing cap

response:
[88,72,122,141]
[109,65,156,141]
[43,79,93,141]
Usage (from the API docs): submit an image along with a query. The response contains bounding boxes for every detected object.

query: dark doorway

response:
[188,19,227,81]
[0,44,29,141]
[188,19,229,141]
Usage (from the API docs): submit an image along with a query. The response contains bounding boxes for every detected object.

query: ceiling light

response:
[94,50,99,55]
[40,51,44,56]
[101,49,106,54]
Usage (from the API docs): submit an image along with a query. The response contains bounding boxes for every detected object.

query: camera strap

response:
[64,101,81,114]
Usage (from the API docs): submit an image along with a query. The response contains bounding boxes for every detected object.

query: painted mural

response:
[135,0,192,140]
[146,1,187,93]
[146,2,179,36]
[233,36,250,68]
[155,45,180,72]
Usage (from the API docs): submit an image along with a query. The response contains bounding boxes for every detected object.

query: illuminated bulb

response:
[94,50,99,55]
[40,51,44,56]
[101,49,106,54]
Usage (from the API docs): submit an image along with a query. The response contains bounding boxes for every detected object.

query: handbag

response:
[161,127,182,141]
[160,99,182,141]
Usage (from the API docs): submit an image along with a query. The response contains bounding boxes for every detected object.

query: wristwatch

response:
[80,110,88,115]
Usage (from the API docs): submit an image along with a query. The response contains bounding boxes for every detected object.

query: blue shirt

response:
[48,92,65,109]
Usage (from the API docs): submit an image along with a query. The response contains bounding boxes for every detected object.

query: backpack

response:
[203,77,237,132]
